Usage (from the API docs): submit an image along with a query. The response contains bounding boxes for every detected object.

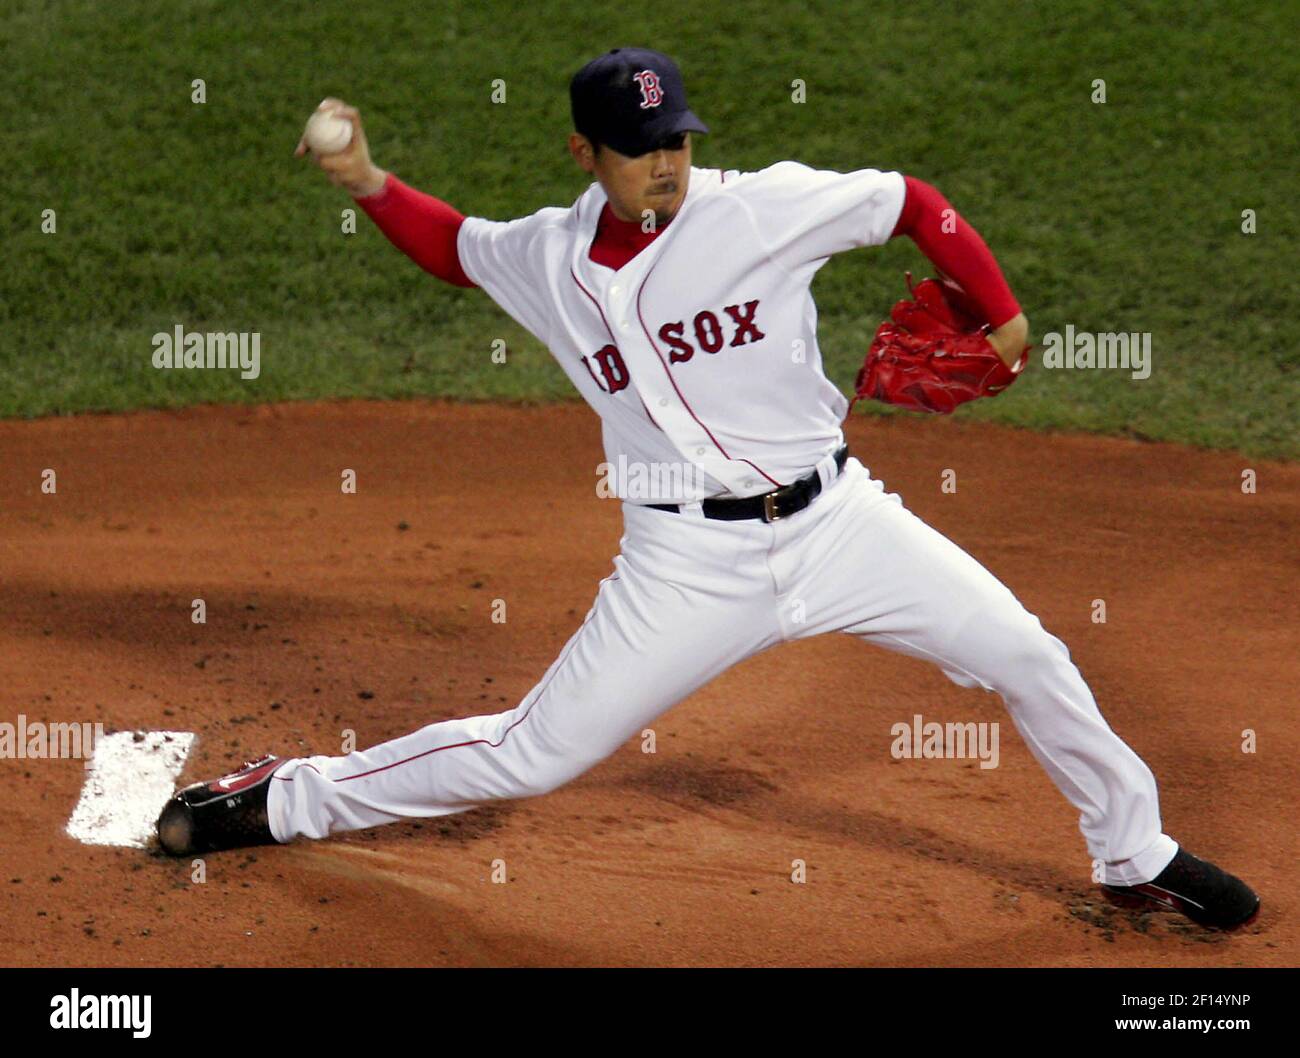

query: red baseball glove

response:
[853,273,1030,414]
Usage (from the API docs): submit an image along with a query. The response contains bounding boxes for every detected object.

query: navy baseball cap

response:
[570,47,709,157]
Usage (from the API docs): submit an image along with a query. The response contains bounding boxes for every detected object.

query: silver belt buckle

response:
[762,492,781,523]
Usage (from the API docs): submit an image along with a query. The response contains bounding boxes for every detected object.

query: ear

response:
[568,132,596,174]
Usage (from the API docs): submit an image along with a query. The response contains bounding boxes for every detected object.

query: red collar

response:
[588,202,671,271]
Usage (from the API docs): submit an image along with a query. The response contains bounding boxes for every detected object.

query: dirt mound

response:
[0,400,1292,966]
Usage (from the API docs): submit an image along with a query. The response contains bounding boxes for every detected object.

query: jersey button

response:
[658,398,669,407]
[610,284,621,295]
[619,321,630,332]
[696,447,706,455]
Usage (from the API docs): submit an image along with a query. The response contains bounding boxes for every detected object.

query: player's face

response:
[573,131,692,229]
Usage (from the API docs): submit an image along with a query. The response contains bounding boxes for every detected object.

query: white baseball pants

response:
[267,457,1177,886]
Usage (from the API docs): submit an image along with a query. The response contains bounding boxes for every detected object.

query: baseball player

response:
[157,48,1259,931]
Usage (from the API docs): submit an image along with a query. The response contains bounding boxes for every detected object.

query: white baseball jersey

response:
[456,162,906,501]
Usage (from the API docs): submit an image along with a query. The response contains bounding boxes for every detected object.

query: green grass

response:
[2,0,1296,458]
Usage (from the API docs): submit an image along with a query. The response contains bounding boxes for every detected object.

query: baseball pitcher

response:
[157,48,1259,931]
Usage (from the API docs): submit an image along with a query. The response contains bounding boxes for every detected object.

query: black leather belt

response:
[647,445,849,523]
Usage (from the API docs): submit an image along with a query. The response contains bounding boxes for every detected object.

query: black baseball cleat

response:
[156,754,286,856]
[1102,848,1260,930]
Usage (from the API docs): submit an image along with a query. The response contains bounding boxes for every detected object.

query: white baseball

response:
[303,109,353,155]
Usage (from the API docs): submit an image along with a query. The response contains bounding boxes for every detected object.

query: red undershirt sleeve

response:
[889,175,1021,329]
[354,173,477,288]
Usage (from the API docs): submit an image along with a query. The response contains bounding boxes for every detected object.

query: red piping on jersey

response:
[635,253,781,489]
[569,268,619,394]
[569,267,618,345]
[275,573,620,786]
[569,267,662,426]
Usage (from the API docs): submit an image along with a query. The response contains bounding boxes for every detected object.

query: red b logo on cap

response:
[633,70,664,109]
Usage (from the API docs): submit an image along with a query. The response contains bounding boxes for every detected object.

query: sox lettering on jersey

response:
[582,300,765,390]
[632,70,664,109]
[660,299,766,363]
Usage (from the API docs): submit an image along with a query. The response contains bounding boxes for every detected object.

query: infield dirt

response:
[0,401,1293,966]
